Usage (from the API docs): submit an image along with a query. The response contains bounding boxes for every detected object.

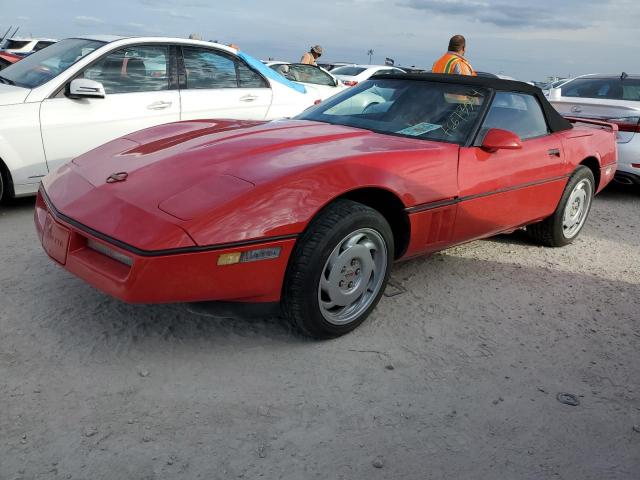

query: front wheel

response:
[527,166,595,247]
[283,199,394,339]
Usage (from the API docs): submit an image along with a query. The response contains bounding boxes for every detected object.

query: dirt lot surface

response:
[1,184,639,480]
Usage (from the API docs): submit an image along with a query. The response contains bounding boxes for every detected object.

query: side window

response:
[280,65,333,86]
[182,47,237,89]
[34,41,54,52]
[482,92,549,140]
[237,61,268,88]
[622,83,640,101]
[82,45,169,94]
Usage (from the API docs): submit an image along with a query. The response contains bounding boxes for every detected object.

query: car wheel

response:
[527,166,595,247]
[0,166,6,204]
[283,199,394,339]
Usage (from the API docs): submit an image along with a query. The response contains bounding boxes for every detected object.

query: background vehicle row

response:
[0,36,322,201]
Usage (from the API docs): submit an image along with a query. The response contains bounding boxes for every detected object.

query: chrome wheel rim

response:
[318,228,388,326]
[563,178,592,239]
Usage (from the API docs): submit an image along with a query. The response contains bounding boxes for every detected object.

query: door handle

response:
[548,148,561,157]
[240,94,258,102]
[147,101,172,110]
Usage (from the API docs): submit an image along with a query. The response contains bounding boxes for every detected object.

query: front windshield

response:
[297,79,489,144]
[0,38,104,89]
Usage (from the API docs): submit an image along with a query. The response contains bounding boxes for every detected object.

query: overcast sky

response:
[2,0,639,80]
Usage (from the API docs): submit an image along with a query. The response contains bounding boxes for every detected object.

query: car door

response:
[453,91,568,242]
[179,46,272,121]
[40,44,180,174]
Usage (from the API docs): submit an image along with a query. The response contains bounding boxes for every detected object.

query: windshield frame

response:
[297,78,494,147]
[0,38,106,89]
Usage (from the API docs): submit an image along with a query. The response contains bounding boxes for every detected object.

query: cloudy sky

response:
[2,0,639,80]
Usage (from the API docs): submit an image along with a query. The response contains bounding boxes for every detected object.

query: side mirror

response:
[548,87,562,100]
[481,128,523,153]
[68,78,106,99]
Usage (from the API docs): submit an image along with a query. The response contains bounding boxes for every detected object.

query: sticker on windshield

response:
[396,122,442,136]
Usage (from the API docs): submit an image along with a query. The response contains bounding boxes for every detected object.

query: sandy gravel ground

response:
[1,184,639,480]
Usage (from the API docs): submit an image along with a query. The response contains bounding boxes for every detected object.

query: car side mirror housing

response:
[480,128,523,153]
[68,78,106,99]
[548,87,562,100]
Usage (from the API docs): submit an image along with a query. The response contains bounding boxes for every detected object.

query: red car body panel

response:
[57,119,460,247]
[0,51,21,64]
[35,193,295,303]
[36,114,617,304]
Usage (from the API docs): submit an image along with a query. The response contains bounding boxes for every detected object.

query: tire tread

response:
[283,199,392,338]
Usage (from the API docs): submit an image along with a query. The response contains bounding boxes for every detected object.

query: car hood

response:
[0,83,30,105]
[70,118,444,187]
[45,118,449,248]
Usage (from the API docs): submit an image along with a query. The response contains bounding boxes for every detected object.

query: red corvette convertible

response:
[36,74,617,338]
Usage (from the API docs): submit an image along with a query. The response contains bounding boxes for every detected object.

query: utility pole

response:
[367,49,374,64]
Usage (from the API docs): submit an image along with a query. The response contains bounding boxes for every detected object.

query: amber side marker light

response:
[217,247,281,266]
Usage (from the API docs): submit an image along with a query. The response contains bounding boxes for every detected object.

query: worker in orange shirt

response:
[432,35,476,76]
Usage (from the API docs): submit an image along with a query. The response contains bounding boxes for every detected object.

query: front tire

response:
[527,166,595,247]
[283,199,394,339]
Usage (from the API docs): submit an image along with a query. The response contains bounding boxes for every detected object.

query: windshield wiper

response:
[0,75,15,86]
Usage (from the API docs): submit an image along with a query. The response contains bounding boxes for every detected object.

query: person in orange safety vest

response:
[432,35,476,76]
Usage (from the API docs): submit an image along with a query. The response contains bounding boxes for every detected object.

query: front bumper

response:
[35,189,296,304]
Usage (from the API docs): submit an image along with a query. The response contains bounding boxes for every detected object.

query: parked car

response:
[0,51,21,70]
[548,73,640,185]
[318,62,356,72]
[265,61,347,100]
[401,67,428,74]
[36,74,617,338]
[542,78,571,97]
[1,37,57,56]
[331,64,406,86]
[0,35,322,201]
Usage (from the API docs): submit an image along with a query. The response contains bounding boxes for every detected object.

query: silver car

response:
[549,73,640,185]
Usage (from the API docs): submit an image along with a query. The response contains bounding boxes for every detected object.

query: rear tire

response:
[283,199,393,339]
[527,166,595,247]
[0,164,7,204]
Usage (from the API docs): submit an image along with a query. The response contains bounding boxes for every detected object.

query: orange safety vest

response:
[432,52,476,76]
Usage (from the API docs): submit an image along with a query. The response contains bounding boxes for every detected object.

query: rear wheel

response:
[0,165,6,204]
[527,166,595,247]
[283,199,393,339]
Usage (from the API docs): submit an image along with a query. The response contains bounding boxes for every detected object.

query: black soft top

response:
[370,72,573,133]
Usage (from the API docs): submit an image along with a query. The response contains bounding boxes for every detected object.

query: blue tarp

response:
[237,51,307,94]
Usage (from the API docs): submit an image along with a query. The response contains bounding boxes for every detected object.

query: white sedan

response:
[265,61,347,100]
[0,36,322,201]
[1,37,58,56]
[331,64,406,87]
[549,73,640,186]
